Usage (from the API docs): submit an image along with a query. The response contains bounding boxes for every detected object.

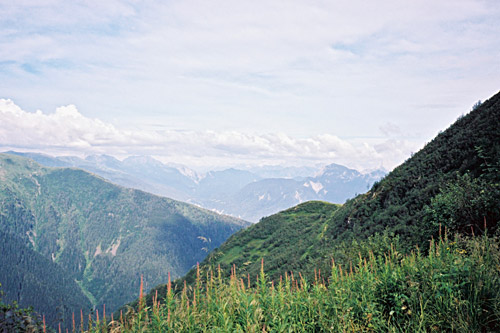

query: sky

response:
[0,0,499,172]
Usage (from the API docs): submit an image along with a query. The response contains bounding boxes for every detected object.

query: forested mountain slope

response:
[0,232,92,327]
[140,91,500,307]
[0,154,249,328]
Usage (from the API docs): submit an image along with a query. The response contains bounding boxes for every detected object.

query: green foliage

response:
[472,100,482,111]
[90,235,500,332]
[0,283,44,332]
[424,173,500,235]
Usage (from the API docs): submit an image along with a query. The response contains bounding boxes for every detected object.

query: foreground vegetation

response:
[78,233,499,332]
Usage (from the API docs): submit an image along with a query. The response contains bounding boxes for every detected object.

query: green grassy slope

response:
[0,154,249,327]
[188,201,340,286]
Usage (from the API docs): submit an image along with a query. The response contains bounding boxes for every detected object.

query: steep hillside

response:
[192,201,340,283]
[140,91,500,308]
[326,94,500,248]
[0,154,249,327]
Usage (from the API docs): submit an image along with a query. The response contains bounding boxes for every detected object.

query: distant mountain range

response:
[0,153,249,328]
[4,151,386,221]
[207,164,385,221]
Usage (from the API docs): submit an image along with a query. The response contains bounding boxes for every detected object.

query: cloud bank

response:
[0,99,420,171]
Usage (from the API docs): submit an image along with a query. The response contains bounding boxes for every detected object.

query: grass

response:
[79,232,500,332]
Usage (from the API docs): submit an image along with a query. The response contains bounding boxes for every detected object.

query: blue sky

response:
[0,0,499,171]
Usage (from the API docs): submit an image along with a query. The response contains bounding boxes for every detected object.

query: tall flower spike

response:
[80,309,84,333]
[168,272,172,297]
[139,274,144,312]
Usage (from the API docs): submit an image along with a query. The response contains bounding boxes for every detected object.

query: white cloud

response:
[379,122,403,137]
[0,99,419,170]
